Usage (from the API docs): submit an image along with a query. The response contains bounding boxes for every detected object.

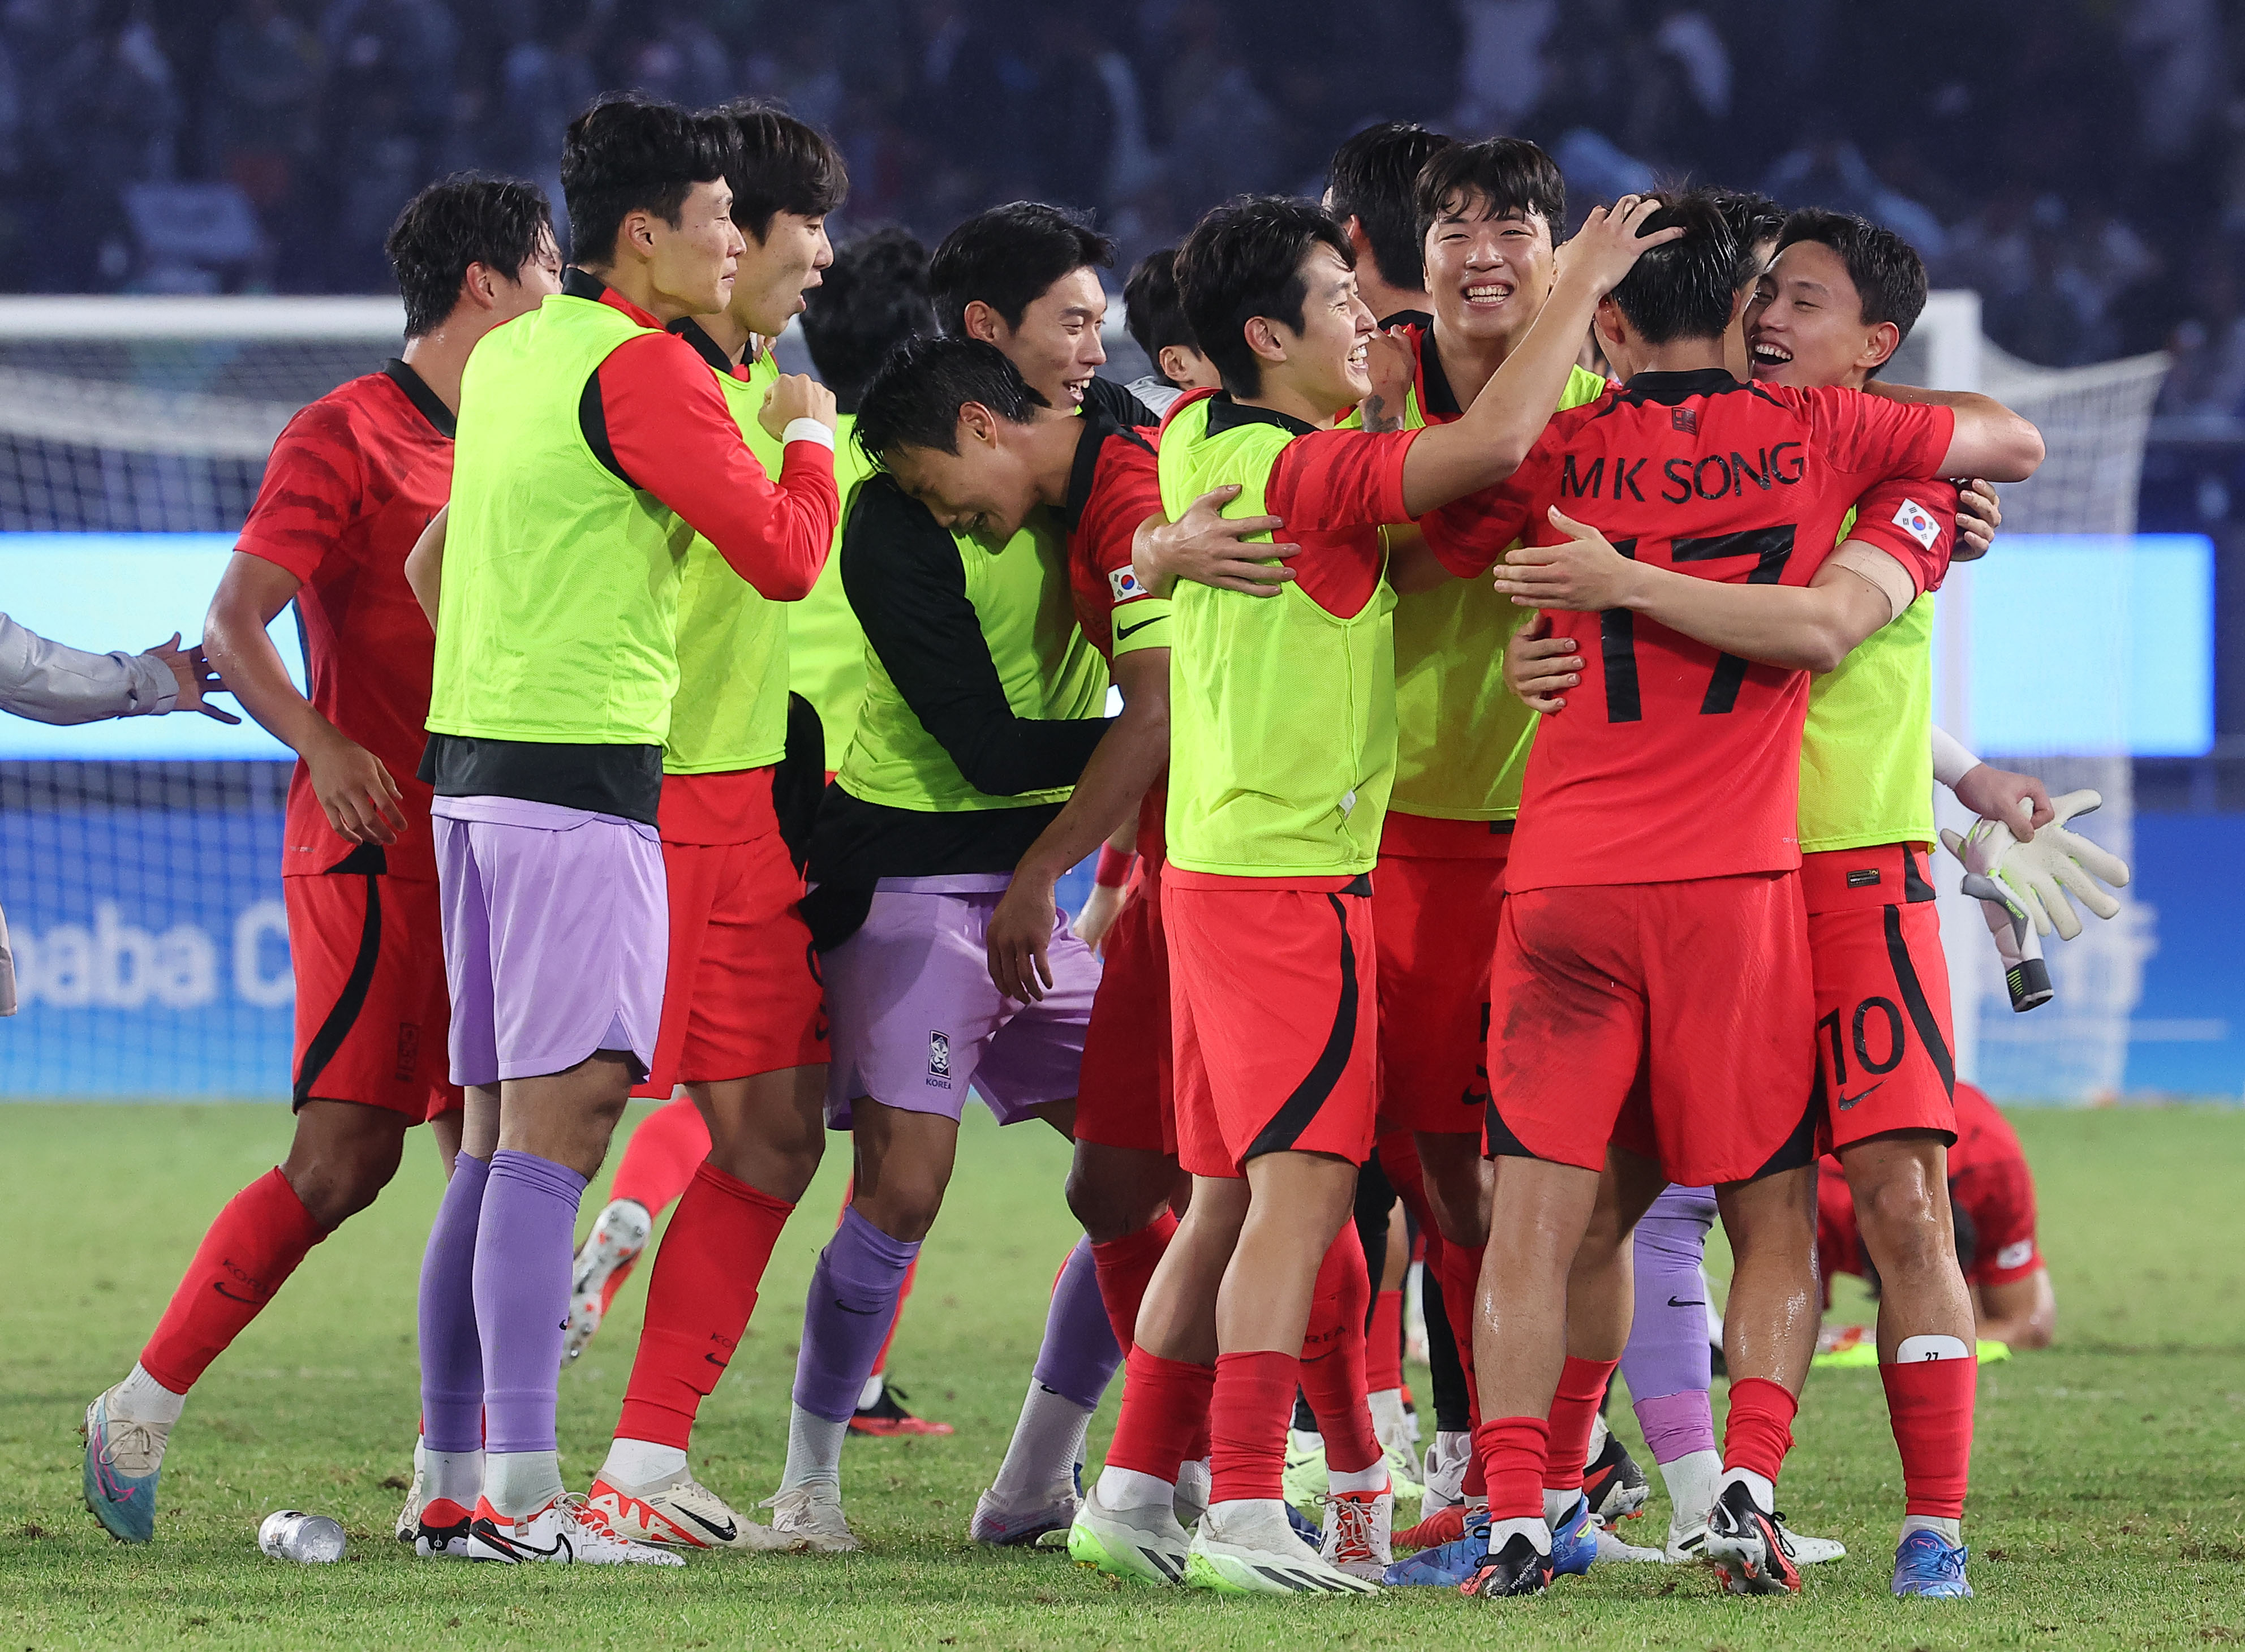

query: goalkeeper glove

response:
[1960,871,2053,1013]
[1939,788,2132,941]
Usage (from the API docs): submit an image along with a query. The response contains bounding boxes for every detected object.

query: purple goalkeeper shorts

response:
[433,796,666,1087]
[822,876,1100,1129]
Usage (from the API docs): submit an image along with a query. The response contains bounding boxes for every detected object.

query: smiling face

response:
[1746,239,1896,390]
[881,407,1045,541]
[977,266,1109,408]
[728,209,833,338]
[1256,242,1376,416]
[644,178,746,320]
[1423,191,1555,352]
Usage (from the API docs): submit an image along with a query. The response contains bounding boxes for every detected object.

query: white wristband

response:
[781,418,836,451]
[1931,725,1982,791]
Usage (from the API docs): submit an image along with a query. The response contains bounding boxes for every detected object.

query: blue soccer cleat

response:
[1283,1498,1323,1552]
[1550,1494,1598,1577]
[82,1386,173,1544]
[1891,1529,1973,1598]
[1382,1509,1490,1586]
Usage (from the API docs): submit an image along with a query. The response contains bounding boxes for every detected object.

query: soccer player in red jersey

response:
[1818,1082,2055,1350]
[1416,188,2042,1598]
[1500,207,2049,1595]
[850,333,1182,1542]
[78,177,562,1547]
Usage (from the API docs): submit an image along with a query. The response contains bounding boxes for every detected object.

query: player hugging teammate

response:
[79,77,2122,1615]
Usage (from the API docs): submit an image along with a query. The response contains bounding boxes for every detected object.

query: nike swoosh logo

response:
[489,1530,568,1560]
[677,1505,736,1543]
[705,1352,729,1367]
[833,1299,879,1315]
[1115,613,1164,640]
[1838,1080,1885,1111]
[212,1282,261,1303]
[1667,1297,1705,1308]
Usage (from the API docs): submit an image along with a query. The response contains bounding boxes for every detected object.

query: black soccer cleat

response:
[1582,1430,1649,1524]
[1701,1481,1803,1595]
[1458,1530,1553,1599]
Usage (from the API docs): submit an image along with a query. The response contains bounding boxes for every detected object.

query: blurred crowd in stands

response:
[0,0,2238,414]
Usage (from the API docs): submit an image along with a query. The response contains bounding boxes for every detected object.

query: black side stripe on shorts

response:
[1244,893,1359,1163]
[1883,903,1956,1097]
[1748,1074,1822,1182]
[294,859,385,1106]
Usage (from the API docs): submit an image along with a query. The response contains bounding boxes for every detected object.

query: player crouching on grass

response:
[1071,191,1672,1598]
[1414,190,2041,1601]
[80,175,561,1548]
[573,100,853,1555]
[406,93,838,1567]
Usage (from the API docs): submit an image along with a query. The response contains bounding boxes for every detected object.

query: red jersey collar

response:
[562,266,663,330]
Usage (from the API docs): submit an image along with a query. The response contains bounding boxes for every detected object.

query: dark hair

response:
[560,93,731,269]
[706,98,848,243]
[929,201,1115,339]
[1176,195,1354,398]
[1123,248,1197,382]
[1776,206,1930,374]
[1608,188,1741,346]
[853,335,1048,462]
[386,174,553,339]
[1412,137,1566,243]
[1326,121,1452,294]
[1709,188,1787,292]
[801,226,938,414]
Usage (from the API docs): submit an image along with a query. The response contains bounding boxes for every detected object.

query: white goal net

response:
[1896,294,2171,1102]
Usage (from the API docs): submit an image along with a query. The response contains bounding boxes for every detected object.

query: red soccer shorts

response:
[638,824,826,1097]
[1484,872,1817,1188]
[1074,864,1175,1156]
[284,868,459,1120]
[1167,873,1378,1180]
[1803,845,1958,1152]
[1374,837,1507,1137]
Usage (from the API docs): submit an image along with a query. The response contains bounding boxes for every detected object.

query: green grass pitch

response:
[4,1101,2242,1649]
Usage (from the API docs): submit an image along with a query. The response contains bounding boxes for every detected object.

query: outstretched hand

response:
[147,634,241,724]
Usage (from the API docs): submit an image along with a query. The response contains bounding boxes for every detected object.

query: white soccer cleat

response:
[1066,1482,1192,1585]
[1594,1519,1666,1563]
[465,1494,684,1565]
[1173,1457,1212,1529]
[588,1470,801,1552]
[1318,1486,1395,1581]
[1421,1429,1472,1513]
[1185,1499,1381,1595]
[564,1199,652,1365]
[1777,1515,1846,1565]
[763,1483,861,1553]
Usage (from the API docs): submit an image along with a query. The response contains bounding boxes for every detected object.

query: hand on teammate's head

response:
[1556,196,1687,299]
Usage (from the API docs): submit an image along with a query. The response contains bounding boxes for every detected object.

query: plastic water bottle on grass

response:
[259,1510,346,1563]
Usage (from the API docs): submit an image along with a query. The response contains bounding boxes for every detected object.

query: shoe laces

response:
[97,1416,166,1476]
[1320,1492,1379,1564]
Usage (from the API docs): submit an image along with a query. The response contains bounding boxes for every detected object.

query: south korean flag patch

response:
[1891,497,1941,552]
[1109,566,1150,603]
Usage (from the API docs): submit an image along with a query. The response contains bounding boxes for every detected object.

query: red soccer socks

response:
[1882,1356,1977,1520]
[1209,1349,1299,1504]
[1090,1211,1177,1355]
[1722,1376,1800,1486]
[614,1163,793,1448]
[140,1168,326,1393]
[1473,1415,1551,1522]
[1106,1346,1216,1482]
[1543,1356,1618,1495]
[1298,1225,1382,1475]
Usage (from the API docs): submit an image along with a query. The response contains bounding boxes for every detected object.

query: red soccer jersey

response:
[1063,415,1166,659]
[1846,475,1960,593]
[1423,369,1953,891]
[236,362,455,881]
[1157,389,1420,620]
